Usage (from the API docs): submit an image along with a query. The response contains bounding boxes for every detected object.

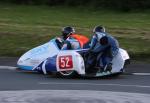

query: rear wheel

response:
[124,59,130,67]
[122,59,130,72]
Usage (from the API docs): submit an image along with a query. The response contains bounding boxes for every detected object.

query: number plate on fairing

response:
[58,55,73,70]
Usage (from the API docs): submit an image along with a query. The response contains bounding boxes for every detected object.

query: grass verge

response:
[0,3,150,62]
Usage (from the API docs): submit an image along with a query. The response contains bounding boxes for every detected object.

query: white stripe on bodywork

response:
[42,60,47,74]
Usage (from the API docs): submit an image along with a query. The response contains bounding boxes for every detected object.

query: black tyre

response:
[57,70,79,78]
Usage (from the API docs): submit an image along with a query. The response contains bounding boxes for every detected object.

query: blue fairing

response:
[18,65,34,71]
[33,55,57,73]
[45,55,57,72]
[76,49,89,53]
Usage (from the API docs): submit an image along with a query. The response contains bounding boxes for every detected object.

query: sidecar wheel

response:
[57,70,78,78]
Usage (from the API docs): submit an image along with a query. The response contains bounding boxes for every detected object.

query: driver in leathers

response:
[61,26,89,50]
[86,26,119,73]
[55,27,72,49]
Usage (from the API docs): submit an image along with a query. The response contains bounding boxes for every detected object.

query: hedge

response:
[1,0,150,11]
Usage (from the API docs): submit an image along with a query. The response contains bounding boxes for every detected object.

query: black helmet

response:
[62,26,75,39]
[93,25,105,33]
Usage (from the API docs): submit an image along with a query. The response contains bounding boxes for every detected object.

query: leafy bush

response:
[1,0,150,11]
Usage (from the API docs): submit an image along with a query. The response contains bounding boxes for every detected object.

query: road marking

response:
[132,73,150,76]
[0,90,149,103]
[0,66,17,70]
[39,82,150,88]
[1,66,150,76]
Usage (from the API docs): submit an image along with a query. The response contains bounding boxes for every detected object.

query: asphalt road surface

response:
[0,57,150,103]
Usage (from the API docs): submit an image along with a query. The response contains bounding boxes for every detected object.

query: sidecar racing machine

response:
[17,38,130,78]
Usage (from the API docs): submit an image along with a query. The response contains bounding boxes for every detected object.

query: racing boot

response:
[104,63,112,72]
[96,67,104,73]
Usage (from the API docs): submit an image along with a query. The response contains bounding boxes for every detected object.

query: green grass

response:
[0,3,150,61]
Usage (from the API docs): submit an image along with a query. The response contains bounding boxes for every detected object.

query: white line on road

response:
[39,82,150,88]
[1,66,150,76]
[0,66,17,70]
[0,90,149,103]
[132,73,150,76]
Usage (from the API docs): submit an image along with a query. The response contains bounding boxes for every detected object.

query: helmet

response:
[93,25,105,33]
[62,26,75,39]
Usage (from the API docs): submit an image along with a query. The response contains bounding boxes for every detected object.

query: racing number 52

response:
[59,55,73,69]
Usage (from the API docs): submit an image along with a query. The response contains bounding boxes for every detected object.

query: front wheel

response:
[57,70,79,78]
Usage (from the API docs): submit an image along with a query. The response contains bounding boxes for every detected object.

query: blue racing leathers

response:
[90,32,107,50]
[87,32,119,69]
[61,37,81,50]
[93,35,119,68]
